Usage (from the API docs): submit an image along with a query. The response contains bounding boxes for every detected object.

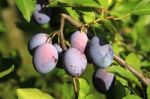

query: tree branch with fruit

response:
[14,0,150,99]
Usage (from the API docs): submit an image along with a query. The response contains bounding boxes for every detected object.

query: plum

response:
[63,48,87,77]
[70,31,88,53]
[53,43,63,53]
[33,4,51,25]
[33,43,58,73]
[93,68,115,93]
[35,4,41,11]
[28,33,50,55]
[33,11,51,25]
[89,36,114,68]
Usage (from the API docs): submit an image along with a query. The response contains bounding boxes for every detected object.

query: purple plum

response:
[33,43,58,73]
[63,48,87,77]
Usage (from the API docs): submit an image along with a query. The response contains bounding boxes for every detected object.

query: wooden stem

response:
[114,55,150,86]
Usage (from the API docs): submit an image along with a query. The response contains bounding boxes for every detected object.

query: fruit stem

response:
[114,54,150,86]
[73,77,78,97]
[59,14,67,50]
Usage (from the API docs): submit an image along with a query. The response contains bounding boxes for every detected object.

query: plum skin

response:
[33,4,51,25]
[63,48,87,77]
[92,68,115,93]
[53,43,63,53]
[28,33,50,55]
[89,36,114,68]
[33,11,51,25]
[70,31,88,53]
[32,43,58,73]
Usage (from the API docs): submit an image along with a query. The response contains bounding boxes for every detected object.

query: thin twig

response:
[73,77,78,97]
[114,55,150,86]
[59,14,67,50]
[107,13,131,20]
[61,13,87,32]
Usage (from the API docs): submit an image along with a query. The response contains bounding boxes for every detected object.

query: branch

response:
[61,13,88,33]
[61,13,83,29]
[59,14,67,50]
[114,55,150,86]
[60,13,150,86]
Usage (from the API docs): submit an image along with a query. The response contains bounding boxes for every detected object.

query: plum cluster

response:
[28,33,58,73]
[28,30,115,93]
[28,31,88,76]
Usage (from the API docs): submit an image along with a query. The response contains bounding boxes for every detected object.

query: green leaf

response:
[141,61,150,67]
[78,78,90,99]
[125,53,141,71]
[107,65,140,86]
[49,0,101,8]
[147,85,150,99]
[73,0,100,7]
[17,88,54,99]
[83,11,96,23]
[110,1,136,17]
[65,7,80,21]
[132,0,150,15]
[62,83,74,99]
[113,80,128,99]
[85,94,101,99]
[85,92,106,99]
[104,20,117,36]
[0,65,14,78]
[15,0,36,22]
[97,0,108,8]
[123,95,141,99]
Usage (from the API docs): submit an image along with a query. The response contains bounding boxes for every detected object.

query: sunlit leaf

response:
[147,85,150,99]
[97,0,109,8]
[132,0,150,15]
[65,7,80,21]
[78,78,90,99]
[83,11,96,23]
[17,88,54,99]
[49,0,101,7]
[123,95,141,99]
[62,83,74,99]
[125,53,141,71]
[85,94,101,99]
[15,0,36,22]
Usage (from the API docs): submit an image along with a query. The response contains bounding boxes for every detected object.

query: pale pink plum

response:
[33,43,58,73]
[70,31,88,53]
